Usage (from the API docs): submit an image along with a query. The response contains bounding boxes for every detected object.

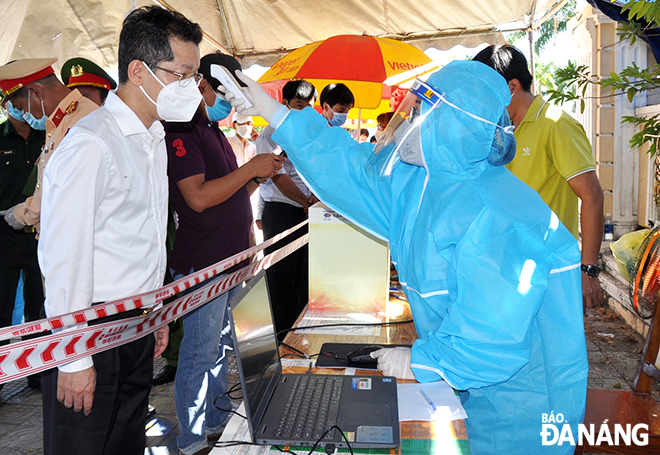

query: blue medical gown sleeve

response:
[411,223,554,389]
[271,108,391,239]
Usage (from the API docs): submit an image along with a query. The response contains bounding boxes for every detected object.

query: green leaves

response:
[599,62,660,108]
[623,114,660,157]
[622,0,660,26]
[545,0,660,157]
[506,1,577,55]
[545,62,593,110]
[548,60,660,156]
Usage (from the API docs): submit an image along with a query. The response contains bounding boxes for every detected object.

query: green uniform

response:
[0,120,44,210]
[508,95,595,238]
[0,119,45,340]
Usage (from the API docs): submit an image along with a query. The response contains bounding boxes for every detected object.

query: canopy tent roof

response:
[1,0,566,73]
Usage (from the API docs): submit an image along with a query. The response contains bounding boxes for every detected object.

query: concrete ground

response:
[0,304,655,454]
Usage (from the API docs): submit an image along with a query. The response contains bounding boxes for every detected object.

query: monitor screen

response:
[229,273,281,426]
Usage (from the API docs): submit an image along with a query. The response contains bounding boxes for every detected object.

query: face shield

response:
[368,78,516,178]
[373,79,442,155]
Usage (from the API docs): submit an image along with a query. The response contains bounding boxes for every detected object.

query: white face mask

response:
[393,117,425,167]
[139,62,202,122]
[22,94,48,130]
[236,123,252,139]
[374,129,385,141]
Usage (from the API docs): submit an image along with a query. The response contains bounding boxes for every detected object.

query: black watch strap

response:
[581,264,601,278]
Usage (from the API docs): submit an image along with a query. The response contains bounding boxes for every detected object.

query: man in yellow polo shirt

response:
[474,44,605,309]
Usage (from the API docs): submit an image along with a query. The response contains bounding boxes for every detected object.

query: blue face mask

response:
[23,94,48,130]
[487,111,516,166]
[205,93,232,122]
[5,101,25,122]
[329,110,348,127]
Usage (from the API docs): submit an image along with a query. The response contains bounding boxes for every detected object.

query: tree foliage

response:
[507,0,577,98]
[508,1,577,55]
[546,1,660,156]
[621,0,660,26]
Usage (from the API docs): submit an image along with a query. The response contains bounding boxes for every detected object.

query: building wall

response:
[570,6,659,333]
[570,5,652,236]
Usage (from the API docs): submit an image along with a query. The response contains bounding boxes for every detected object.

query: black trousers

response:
[262,201,309,338]
[42,332,155,455]
[0,220,44,345]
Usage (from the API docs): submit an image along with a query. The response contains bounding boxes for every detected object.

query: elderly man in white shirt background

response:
[36,7,205,455]
[227,112,256,166]
[255,79,319,337]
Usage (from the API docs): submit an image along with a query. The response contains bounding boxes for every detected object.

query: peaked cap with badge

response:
[0,58,58,103]
[60,57,116,91]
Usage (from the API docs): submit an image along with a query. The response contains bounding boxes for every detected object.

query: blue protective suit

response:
[272,60,588,454]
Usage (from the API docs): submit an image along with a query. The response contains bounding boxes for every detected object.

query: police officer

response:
[0,58,99,235]
[60,57,117,107]
[0,98,45,389]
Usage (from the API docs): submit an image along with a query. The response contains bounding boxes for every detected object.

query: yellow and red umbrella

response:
[258,34,439,111]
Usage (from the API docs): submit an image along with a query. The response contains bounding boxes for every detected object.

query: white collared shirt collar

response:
[104,91,165,141]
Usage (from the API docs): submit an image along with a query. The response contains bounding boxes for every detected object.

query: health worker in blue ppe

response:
[225,60,588,455]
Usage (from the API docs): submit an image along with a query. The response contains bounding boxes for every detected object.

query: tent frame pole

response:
[528,29,535,95]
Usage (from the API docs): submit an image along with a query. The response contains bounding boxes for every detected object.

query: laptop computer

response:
[227,270,400,449]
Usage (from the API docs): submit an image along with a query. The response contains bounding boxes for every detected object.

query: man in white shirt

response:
[256,80,319,335]
[227,112,256,167]
[37,7,204,455]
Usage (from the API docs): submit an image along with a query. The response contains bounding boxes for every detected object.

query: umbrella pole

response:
[357,108,362,141]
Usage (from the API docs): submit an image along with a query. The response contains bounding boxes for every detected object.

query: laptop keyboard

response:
[275,375,343,441]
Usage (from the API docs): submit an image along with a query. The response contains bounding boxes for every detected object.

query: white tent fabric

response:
[0,0,563,71]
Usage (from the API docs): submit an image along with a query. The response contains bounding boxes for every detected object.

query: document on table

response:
[397,381,468,422]
[295,310,382,336]
[210,402,261,455]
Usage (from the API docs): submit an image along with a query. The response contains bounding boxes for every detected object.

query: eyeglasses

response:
[153,65,202,87]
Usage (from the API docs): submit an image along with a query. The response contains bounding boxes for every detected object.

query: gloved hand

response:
[0,207,25,230]
[226,71,289,129]
[371,347,415,380]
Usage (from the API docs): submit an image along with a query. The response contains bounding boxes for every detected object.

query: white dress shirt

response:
[255,125,311,207]
[227,134,256,167]
[38,91,168,373]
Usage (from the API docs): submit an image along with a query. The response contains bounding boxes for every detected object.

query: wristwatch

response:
[581,264,601,278]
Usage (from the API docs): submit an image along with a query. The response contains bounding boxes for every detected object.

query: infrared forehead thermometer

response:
[210,64,254,109]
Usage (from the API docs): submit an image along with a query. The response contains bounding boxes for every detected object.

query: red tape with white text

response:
[0,220,308,342]
[0,234,307,384]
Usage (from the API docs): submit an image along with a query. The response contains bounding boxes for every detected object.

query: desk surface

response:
[280,300,471,455]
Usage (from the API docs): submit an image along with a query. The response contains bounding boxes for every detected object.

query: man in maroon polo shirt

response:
[165,52,283,455]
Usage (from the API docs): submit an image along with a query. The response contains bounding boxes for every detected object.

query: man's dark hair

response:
[282,80,317,103]
[199,52,244,90]
[472,45,533,92]
[320,83,354,108]
[360,128,368,137]
[118,6,203,84]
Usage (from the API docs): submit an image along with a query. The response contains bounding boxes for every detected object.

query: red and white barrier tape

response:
[0,220,308,342]
[0,234,308,384]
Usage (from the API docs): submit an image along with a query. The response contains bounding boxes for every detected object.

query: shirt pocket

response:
[1,149,19,167]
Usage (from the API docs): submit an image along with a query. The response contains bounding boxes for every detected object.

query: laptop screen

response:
[229,272,281,428]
